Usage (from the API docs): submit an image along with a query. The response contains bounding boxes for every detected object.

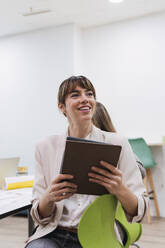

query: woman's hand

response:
[46,174,78,202]
[88,160,138,217]
[88,160,123,196]
[38,174,77,218]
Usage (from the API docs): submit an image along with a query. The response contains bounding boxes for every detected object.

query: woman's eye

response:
[87,92,94,96]
[71,93,79,97]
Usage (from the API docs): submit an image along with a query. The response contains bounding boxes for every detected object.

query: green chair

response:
[115,204,142,248]
[78,194,142,248]
[128,138,160,223]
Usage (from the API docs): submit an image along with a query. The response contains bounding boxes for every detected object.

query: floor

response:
[137,217,165,248]
[0,216,28,248]
[0,216,165,248]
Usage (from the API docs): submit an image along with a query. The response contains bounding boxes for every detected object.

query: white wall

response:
[0,24,76,173]
[73,26,83,74]
[1,12,165,174]
[81,12,165,143]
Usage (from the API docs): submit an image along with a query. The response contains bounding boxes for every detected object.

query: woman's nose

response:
[80,94,88,103]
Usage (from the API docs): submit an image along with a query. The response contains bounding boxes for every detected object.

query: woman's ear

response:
[58,103,66,116]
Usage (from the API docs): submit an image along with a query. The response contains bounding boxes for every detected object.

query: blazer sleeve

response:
[30,144,57,226]
[118,136,149,222]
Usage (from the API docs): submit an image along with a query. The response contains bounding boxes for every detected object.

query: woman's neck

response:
[68,122,93,138]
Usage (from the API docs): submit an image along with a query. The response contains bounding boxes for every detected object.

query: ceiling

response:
[1,0,165,37]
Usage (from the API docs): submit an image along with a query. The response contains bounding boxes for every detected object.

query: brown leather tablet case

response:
[60,137,122,195]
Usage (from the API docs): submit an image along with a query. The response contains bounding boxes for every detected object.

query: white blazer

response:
[26,125,148,245]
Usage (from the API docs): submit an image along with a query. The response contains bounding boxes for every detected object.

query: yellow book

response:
[3,175,34,190]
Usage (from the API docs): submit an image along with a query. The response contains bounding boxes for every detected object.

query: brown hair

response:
[58,75,96,105]
[92,102,116,132]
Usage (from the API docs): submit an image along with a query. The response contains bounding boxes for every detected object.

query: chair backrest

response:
[78,194,122,248]
[128,138,156,169]
[78,194,142,248]
[116,204,142,248]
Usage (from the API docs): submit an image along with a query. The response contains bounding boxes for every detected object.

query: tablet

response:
[60,137,121,195]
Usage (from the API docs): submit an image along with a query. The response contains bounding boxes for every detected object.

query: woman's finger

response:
[50,181,77,193]
[90,165,122,181]
[89,172,121,185]
[90,166,111,179]
[89,177,117,190]
[52,174,74,184]
[88,172,111,184]
[100,161,122,177]
[53,192,74,202]
[54,187,77,196]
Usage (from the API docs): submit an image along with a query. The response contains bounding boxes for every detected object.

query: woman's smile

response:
[78,105,91,113]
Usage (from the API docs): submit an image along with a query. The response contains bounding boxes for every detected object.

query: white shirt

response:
[59,193,97,228]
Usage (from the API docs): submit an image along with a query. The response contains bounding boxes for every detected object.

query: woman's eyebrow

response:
[69,90,79,94]
[85,89,93,93]
[69,89,91,94]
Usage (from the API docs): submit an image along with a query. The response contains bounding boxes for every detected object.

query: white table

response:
[0,188,34,236]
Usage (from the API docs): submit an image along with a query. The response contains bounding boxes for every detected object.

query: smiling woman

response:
[25,75,148,248]
[58,76,96,133]
[59,86,95,125]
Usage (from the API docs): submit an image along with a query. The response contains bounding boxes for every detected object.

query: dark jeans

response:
[26,227,82,248]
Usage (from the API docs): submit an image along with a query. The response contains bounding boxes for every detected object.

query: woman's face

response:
[59,86,96,124]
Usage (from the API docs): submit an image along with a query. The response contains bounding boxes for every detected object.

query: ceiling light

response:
[23,7,51,17]
[109,0,124,3]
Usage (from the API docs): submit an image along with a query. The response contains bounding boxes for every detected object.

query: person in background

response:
[92,101,146,179]
[26,76,148,248]
[92,101,116,132]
